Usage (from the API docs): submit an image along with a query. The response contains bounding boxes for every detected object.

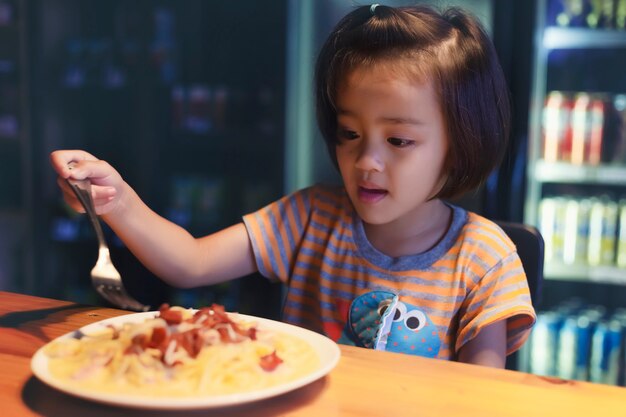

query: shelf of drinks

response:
[544,27,626,49]
[545,262,626,285]
[532,160,626,185]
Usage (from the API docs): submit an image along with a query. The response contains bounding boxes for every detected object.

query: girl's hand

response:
[49,150,125,216]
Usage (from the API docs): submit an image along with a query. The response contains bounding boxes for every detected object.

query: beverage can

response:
[542,91,571,162]
[529,311,563,377]
[577,198,592,263]
[588,197,619,265]
[563,198,590,264]
[587,96,605,165]
[605,95,626,163]
[558,311,599,381]
[601,199,619,264]
[553,197,568,263]
[571,92,591,165]
[187,84,212,134]
[617,0,626,29]
[617,200,626,268]
[611,309,626,386]
[557,315,578,379]
[588,197,605,265]
[590,318,623,385]
[552,0,591,27]
[587,0,617,29]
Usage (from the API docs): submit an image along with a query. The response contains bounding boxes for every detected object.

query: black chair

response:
[495,221,545,307]
[496,221,544,371]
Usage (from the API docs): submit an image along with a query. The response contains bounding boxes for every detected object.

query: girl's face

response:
[335,65,449,228]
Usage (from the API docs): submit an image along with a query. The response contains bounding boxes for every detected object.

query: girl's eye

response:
[338,129,359,141]
[387,137,413,147]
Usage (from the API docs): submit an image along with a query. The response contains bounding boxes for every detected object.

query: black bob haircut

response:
[314,4,511,200]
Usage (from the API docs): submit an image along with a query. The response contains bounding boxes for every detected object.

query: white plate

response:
[31,311,341,410]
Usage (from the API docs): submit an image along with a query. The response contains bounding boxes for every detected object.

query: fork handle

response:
[66,178,108,250]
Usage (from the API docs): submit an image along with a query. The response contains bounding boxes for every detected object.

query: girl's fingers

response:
[52,150,121,216]
[54,158,120,191]
[90,184,117,201]
[50,150,98,178]
[68,160,120,188]
[56,177,117,212]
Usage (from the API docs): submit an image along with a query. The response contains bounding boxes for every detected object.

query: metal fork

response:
[66,177,149,312]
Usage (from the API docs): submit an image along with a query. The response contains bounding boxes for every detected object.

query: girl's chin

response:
[352,206,394,226]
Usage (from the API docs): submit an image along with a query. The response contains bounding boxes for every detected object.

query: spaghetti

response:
[43,304,320,397]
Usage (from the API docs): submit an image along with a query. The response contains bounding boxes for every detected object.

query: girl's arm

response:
[50,150,257,288]
[106,189,257,288]
[456,320,507,368]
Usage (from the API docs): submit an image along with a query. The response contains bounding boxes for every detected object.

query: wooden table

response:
[2,290,626,416]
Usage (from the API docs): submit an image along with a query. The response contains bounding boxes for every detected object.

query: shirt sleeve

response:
[242,187,313,283]
[455,250,537,356]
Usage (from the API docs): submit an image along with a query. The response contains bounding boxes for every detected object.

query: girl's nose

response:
[354,141,384,172]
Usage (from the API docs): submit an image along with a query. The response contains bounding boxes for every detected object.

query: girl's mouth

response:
[357,186,388,203]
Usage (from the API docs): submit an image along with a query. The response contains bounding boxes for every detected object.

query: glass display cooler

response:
[0,0,287,318]
[0,0,32,295]
[520,0,626,386]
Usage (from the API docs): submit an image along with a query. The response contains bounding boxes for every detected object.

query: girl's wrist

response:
[103,181,134,224]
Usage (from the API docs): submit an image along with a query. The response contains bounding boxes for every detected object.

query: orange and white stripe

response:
[243,185,536,360]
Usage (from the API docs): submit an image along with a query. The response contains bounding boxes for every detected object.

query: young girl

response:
[50,4,535,368]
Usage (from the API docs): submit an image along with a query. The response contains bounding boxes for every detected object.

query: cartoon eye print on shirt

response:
[377,298,395,318]
[345,290,441,358]
[378,298,426,332]
[403,309,427,332]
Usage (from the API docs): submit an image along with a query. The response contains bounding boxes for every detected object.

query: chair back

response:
[495,221,545,306]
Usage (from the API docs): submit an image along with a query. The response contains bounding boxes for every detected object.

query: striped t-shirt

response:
[243,185,536,360]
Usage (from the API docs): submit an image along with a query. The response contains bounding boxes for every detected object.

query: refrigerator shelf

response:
[533,160,626,186]
[545,262,626,285]
[525,0,626,227]
[543,27,626,50]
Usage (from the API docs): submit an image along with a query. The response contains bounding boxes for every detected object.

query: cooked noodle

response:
[44,304,320,396]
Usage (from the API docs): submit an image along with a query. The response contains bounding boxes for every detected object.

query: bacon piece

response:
[192,304,257,342]
[247,327,257,341]
[216,326,235,343]
[124,334,148,355]
[193,304,230,326]
[171,329,203,358]
[148,326,168,349]
[230,321,255,340]
[151,303,260,366]
[158,304,183,325]
[259,351,283,372]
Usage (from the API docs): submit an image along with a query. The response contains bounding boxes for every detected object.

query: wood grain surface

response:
[1,291,625,416]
